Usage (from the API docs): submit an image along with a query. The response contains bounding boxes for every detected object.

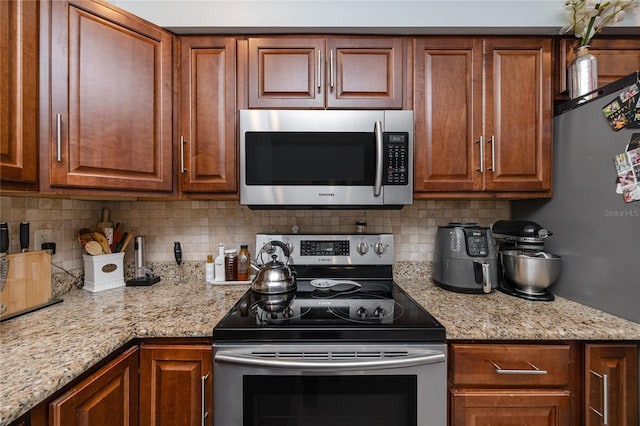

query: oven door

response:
[213,343,446,426]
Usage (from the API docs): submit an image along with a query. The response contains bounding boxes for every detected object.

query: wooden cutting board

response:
[0,250,52,317]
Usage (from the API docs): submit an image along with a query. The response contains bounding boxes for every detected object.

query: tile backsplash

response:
[0,196,510,271]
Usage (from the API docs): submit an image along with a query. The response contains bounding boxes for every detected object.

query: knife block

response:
[0,251,52,317]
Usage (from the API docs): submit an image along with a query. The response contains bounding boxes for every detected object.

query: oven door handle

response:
[214,351,445,371]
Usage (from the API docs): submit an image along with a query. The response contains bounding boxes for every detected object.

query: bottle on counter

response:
[237,244,250,281]
[205,254,214,283]
[225,249,238,281]
[214,243,225,282]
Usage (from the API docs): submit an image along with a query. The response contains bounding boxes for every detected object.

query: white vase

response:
[568,45,598,100]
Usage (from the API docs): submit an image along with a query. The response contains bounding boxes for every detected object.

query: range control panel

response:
[255,234,395,266]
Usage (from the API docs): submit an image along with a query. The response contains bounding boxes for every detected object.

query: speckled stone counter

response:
[2,263,640,425]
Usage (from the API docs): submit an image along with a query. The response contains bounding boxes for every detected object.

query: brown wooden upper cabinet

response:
[558,37,640,97]
[247,36,405,109]
[178,36,237,194]
[414,37,552,197]
[0,0,38,192]
[43,0,173,194]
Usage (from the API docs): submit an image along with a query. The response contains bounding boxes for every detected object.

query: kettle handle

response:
[265,240,290,262]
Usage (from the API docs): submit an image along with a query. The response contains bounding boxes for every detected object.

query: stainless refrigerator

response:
[513,72,640,323]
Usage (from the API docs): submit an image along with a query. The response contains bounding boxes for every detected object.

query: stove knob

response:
[286,242,294,255]
[357,241,369,255]
[374,307,385,318]
[374,241,386,256]
[356,307,368,319]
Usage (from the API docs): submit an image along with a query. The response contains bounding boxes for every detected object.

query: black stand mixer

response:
[491,220,562,301]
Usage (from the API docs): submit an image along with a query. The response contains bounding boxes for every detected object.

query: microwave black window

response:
[245,132,375,185]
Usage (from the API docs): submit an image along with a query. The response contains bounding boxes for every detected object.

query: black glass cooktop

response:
[213,280,446,343]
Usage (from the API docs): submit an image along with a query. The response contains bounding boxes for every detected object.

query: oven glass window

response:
[245,132,375,185]
[243,375,417,426]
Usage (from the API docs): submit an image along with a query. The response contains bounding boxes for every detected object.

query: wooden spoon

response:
[92,231,111,254]
[84,240,103,256]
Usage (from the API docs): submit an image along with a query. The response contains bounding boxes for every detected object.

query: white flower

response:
[560,0,640,46]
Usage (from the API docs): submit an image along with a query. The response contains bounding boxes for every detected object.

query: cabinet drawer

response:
[451,344,571,387]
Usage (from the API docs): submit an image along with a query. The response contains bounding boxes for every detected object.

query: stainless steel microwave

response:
[240,109,414,209]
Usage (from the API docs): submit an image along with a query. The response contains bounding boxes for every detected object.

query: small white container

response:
[83,252,125,292]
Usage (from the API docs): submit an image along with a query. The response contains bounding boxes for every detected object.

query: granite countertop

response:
[2,266,640,425]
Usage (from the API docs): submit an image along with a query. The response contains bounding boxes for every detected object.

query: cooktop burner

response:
[213,234,446,343]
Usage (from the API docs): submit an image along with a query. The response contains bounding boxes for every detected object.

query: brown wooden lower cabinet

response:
[48,346,139,426]
[450,389,571,425]
[139,344,213,426]
[585,344,638,426]
[449,343,579,425]
[449,342,639,426]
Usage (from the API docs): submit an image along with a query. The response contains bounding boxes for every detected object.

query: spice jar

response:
[224,249,238,281]
[237,244,251,281]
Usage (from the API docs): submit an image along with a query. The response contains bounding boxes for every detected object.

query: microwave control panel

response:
[383,133,409,185]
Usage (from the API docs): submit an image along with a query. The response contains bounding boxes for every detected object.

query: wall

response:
[0,196,509,271]
[108,0,640,35]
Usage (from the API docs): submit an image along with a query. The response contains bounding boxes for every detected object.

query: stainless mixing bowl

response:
[500,250,562,294]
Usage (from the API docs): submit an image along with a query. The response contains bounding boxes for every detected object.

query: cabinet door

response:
[450,389,570,426]
[413,37,483,192]
[178,36,237,193]
[327,37,404,109]
[139,344,213,426]
[248,37,325,109]
[48,0,173,192]
[0,0,38,191]
[585,344,638,426]
[483,37,552,192]
[560,38,640,94]
[49,346,139,426]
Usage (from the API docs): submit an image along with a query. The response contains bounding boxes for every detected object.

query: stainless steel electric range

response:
[213,234,447,426]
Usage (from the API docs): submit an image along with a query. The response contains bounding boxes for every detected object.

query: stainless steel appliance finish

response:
[492,220,560,301]
[250,240,297,294]
[214,343,446,426]
[213,233,447,426]
[240,109,414,208]
[500,249,562,294]
[432,223,498,294]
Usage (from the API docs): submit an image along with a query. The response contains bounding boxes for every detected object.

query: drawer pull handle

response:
[491,361,548,375]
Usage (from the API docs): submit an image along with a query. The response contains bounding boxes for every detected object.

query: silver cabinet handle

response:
[491,361,547,375]
[330,49,335,90]
[56,114,62,162]
[487,135,495,171]
[215,351,445,371]
[201,373,209,426]
[476,136,484,172]
[603,373,609,425]
[373,120,383,197]
[589,370,609,424]
[180,136,187,173]
[317,50,322,93]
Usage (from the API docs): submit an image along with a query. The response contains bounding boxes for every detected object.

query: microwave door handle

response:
[374,120,383,197]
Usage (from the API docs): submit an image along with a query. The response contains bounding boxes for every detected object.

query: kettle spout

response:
[249,263,261,273]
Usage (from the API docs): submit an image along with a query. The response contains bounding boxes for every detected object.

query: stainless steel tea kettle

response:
[250,240,297,294]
